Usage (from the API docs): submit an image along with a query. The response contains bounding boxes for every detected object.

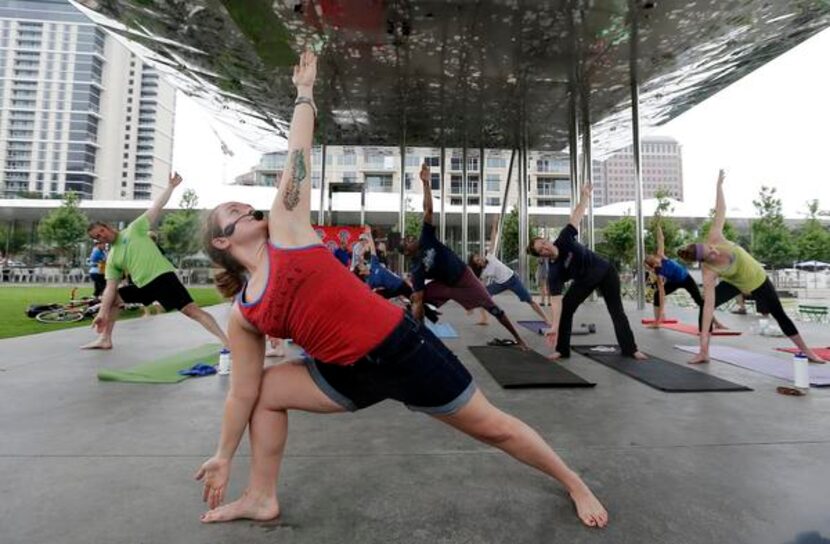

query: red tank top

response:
[237,243,404,365]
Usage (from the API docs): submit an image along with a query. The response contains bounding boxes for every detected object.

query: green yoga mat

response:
[97,344,221,384]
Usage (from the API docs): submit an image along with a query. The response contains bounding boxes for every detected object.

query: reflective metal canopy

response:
[77,0,830,155]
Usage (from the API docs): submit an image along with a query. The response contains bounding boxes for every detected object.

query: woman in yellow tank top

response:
[677,170,824,364]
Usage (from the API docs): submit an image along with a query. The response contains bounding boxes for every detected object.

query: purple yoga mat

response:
[674,345,830,387]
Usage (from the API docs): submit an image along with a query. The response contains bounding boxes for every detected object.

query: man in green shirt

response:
[83,172,229,350]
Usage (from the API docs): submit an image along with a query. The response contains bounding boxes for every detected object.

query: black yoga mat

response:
[518,321,596,336]
[468,346,596,389]
[572,345,752,392]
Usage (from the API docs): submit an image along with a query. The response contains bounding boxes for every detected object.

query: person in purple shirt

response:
[644,221,724,329]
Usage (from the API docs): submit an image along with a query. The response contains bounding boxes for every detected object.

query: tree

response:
[795,200,830,262]
[404,211,424,237]
[37,191,88,265]
[596,215,637,271]
[0,221,29,257]
[159,189,202,266]
[751,186,795,268]
[644,189,688,257]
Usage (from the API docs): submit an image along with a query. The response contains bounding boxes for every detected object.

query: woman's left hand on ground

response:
[195,456,231,510]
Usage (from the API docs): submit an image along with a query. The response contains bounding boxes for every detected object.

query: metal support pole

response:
[479,146,485,254]
[568,84,580,242]
[439,146,446,241]
[318,144,327,225]
[399,143,406,273]
[462,145,468,258]
[580,86,594,251]
[493,149,516,259]
[518,145,529,285]
[630,0,645,310]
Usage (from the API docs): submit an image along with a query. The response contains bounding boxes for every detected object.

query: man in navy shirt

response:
[333,239,351,267]
[528,183,646,360]
[644,221,724,328]
[402,163,527,349]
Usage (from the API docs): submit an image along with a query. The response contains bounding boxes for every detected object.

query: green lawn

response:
[0,285,226,340]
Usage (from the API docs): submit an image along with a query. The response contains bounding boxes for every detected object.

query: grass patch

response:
[0,285,226,340]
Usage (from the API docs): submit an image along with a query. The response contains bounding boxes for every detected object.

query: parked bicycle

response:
[25,288,143,324]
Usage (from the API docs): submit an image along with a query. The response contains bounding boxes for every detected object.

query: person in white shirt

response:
[468,251,551,326]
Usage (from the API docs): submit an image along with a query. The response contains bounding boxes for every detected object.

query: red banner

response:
[312,225,365,254]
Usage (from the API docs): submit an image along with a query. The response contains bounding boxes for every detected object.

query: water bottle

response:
[793,351,809,389]
[218,348,231,375]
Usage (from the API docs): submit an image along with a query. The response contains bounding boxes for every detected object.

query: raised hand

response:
[169,171,182,188]
[420,163,430,184]
[293,49,317,91]
[717,169,726,185]
[580,182,594,199]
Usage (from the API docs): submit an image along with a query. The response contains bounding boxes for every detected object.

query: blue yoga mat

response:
[426,322,459,338]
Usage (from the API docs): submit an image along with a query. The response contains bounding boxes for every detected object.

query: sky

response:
[171,27,830,218]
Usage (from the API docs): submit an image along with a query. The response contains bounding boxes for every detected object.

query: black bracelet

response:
[294,96,317,118]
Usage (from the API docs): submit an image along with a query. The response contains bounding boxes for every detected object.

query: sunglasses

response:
[221,209,264,237]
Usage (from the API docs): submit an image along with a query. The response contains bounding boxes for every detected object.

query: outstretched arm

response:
[568,183,593,228]
[146,172,182,225]
[420,163,434,225]
[269,50,319,246]
[364,227,377,256]
[655,222,665,257]
[709,169,727,243]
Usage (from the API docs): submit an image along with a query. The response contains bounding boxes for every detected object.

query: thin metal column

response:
[580,86,594,251]
[493,149,516,259]
[630,0,645,309]
[318,144,327,225]
[462,145,468,258]
[568,85,580,239]
[518,145,529,285]
[439,146,446,241]
[399,143,406,273]
[479,146,485,254]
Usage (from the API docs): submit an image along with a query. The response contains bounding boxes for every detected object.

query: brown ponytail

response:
[203,207,247,298]
[677,244,697,263]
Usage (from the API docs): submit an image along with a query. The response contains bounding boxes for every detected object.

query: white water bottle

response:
[218,348,231,375]
[793,352,809,389]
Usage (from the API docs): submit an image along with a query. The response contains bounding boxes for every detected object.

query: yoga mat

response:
[468,346,595,389]
[572,345,751,392]
[425,322,459,338]
[660,322,742,336]
[676,345,830,387]
[97,344,222,384]
[776,347,830,360]
[518,321,595,336]
[641,318,678,324]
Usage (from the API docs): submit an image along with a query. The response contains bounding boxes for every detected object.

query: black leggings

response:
[654,275,703,308]
[697,277,798,337]
[556,266,638,357]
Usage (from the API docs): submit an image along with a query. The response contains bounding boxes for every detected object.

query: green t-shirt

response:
[105,214,176,288]
[704,242,766,294]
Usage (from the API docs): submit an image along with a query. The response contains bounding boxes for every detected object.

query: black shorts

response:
[304,313,476,415]
[118,271,193,312]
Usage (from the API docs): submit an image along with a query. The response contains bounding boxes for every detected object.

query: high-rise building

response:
[233,146,572,210]
[0,0,175,200]
[592,136,683,207]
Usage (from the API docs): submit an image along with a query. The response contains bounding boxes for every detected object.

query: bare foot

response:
[200,492,280,524]
[688,353,709,364]
[632,351,648,361]
[476,321,489,326]
[547,351,562,361]
[569,486,609,528]
[516,342,530,352]
[81,338,112,350]
[645,323,660,329]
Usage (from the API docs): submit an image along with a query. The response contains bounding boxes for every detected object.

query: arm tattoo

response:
[283,149,307,211]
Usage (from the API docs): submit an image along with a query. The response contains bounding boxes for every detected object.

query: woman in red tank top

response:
[194,50,608,529]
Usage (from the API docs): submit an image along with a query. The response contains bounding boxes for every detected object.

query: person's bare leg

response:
[789,334,826,363]
[81,296,121,349]
[476,308,489,326]
[434,390,608,528]
[201,361,345,523]
[180,303,229,347]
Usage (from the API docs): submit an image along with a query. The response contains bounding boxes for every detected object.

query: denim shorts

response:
[486,274,532,303]
[304,314,476,415]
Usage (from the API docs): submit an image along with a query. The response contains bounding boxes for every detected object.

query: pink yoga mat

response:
[776,347,830,360]
[641,318,679,325]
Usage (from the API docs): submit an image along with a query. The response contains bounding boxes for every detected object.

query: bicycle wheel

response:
[36,309,85,323]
